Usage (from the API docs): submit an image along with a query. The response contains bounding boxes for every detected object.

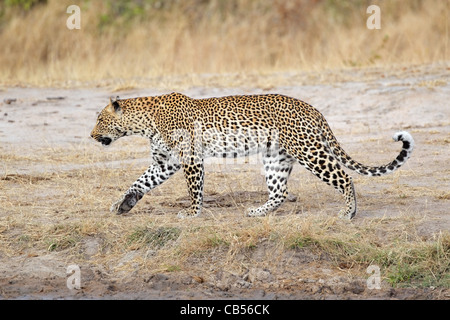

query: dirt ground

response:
[0,64,449,300]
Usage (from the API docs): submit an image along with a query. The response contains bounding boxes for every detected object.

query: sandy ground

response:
[0,64,449,300]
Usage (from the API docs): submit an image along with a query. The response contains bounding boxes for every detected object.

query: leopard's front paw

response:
[338,208,355,220]
[110,192,142,215]
[245,207,267,217]
[177,208,200,219]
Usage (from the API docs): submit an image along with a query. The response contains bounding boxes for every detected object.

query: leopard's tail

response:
[324,128,414,176]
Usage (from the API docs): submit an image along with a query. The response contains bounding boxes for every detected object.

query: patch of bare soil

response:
[0,242,443,300]
[0,65,449,300]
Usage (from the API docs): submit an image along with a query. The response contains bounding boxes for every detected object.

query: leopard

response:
[90,93,414,220]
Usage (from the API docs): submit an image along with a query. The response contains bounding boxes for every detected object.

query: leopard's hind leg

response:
[308,158,356,219]
[246,148,295,217]
[284,136,357,219]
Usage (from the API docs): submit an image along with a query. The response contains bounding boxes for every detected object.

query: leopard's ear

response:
[109,96,122,115]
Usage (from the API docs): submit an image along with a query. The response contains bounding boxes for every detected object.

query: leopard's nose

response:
[99,137,112,146]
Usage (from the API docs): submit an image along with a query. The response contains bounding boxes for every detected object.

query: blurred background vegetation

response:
[0,0,448,86]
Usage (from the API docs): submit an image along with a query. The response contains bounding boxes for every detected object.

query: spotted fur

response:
[90,93,414,219]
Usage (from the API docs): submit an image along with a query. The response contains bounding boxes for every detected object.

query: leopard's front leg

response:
[111,149,180,215]
[177,158,204,219]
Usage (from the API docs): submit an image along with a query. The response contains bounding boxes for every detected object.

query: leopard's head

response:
[90,96,128,146]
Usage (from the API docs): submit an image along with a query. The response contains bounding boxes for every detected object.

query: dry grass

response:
[0,0,448,87]
[0,136,449,289]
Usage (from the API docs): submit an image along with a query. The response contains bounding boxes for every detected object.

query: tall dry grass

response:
[0,0,448,86]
